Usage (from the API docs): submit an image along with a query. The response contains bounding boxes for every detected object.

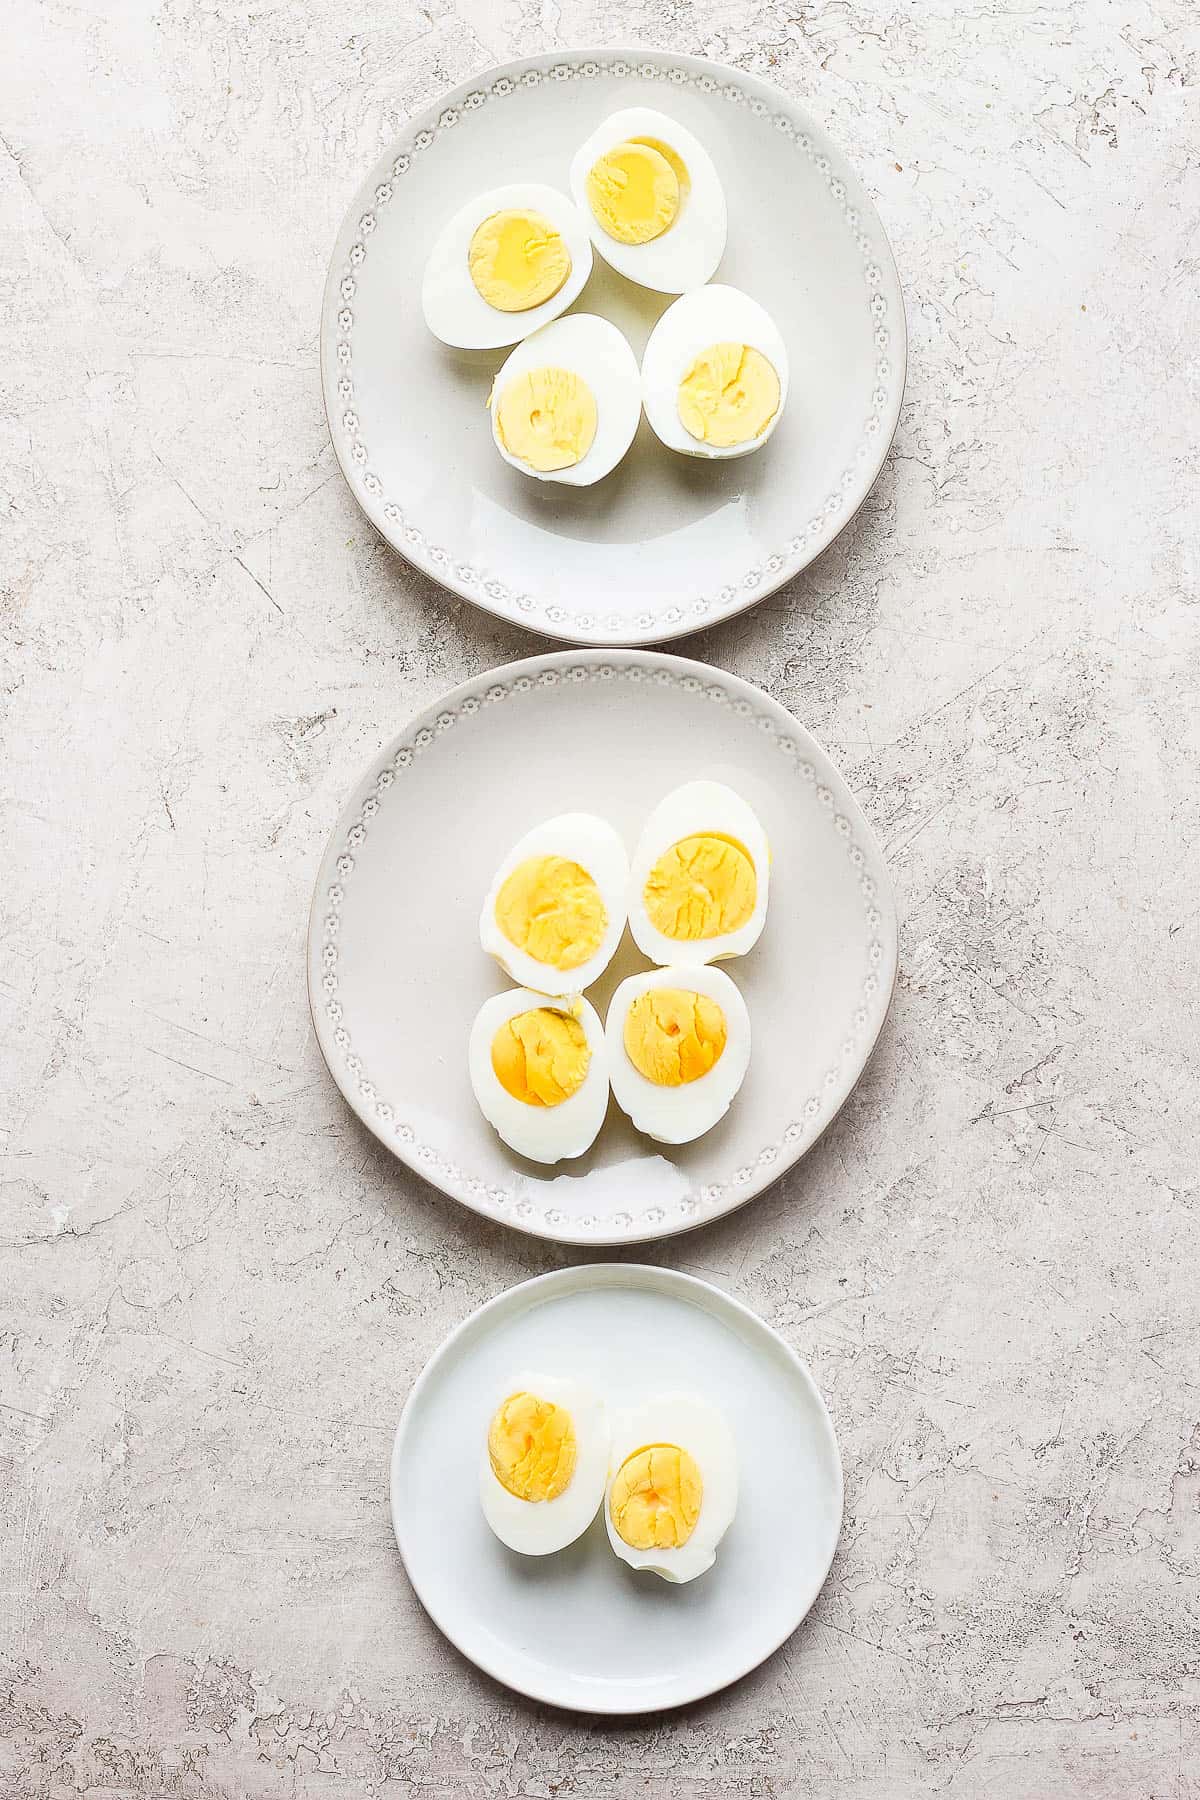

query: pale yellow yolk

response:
[643,832,757,941]
[495,855,607,971]
[623,988,727,1087]
[586,140,681,245]
[610,1443,702,1548]
[677,342,781,448]
[489,1391,577,1502]
[467,209,571,312]
[495,366,598,472]
[490,1007,591,1107]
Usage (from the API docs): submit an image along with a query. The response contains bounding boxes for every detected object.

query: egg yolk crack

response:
[623,987,727,1087]
[489,1391,577,1502]
[611,1443,702,1548]
[496,366,598,472]
[678,341,780,448]
[468,209,571,312]
[643,832,756,941]
[586,139,682,245]
[491,1007,591,1107]
[495,854,607,971]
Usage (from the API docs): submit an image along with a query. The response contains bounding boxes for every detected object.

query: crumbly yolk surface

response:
[495,366,598,472]
[677,342,781,448]
[491,1007,591,1107]
[495,854,607,971]
[489,1391,577,1502]
[610,1443,702,1548]
[643,832,757,941]
[586,139,681,245]
[623,988,727,1087]
[468,209,571,312]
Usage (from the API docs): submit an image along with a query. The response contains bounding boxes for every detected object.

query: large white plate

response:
[321,49,905,646]
[307,650,897,1245]
[390,1264,843,1713]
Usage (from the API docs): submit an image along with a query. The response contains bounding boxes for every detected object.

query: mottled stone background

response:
[3,1,1199,1795]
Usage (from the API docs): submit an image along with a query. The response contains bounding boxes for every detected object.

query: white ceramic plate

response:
[391,1264,843,1713]
[308,650,897,1246]
[321,48,905,645]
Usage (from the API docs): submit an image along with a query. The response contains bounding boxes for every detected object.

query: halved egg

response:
[480,812,629,996]
[481,1373,610,1554]
[422,183,593,349]
[469,989,608,1163]
[642,286,789,459]
[605,964,750,1145]
[628,780,770,966]
[569,108,726,293]
[605,1394,738,1582]
[489,315,642,486]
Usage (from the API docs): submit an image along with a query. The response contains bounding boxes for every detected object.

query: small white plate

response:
[321,48,905,645]
[307,649,897,1246]
[391,1264,843,1713]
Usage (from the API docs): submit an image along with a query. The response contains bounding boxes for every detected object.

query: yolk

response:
[491,1007,591,1107]
[586,140,681,245]
[623,988,727,1087]
[643,832,757,941]
[677,342,781,448]
[468,209,572,312]
[489,1391,577,1502]
[495,854,607,971]
[610,1443,702,1548]
[495,366,598,473]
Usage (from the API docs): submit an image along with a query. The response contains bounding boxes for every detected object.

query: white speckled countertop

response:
[2,2,1198,1794]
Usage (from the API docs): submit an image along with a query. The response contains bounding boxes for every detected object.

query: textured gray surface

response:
[2,1,1199,1795]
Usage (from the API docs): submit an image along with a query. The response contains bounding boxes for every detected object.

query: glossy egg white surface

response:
[605,964,751,1146]
[422,183,593,350]
[569,108,726,293]
[490,315,642,487]
[468,990,608,1164]
[628,780,770,966]
[642,285,789,459]
[480,811,630,996]
[605,1394,738,1583]
[480,1372,611,1555]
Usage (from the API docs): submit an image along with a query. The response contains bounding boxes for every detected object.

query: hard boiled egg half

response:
[422,183,593,350]
[642,286,788,458]
[481,1374,610,1554]
[569,108,726,293]
[628,780,770,966]
[469,990,608,1164]
[490,315,642,486]
[605,1395,738,1582]
[606,964,750,1145]
[480,812,629,996]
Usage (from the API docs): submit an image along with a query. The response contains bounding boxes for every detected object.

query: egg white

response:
[480,811,630,996]
[642,285,790,459]
[481,1373,611,1555]
[468,989,608,1164]
[422,182,593,350]
[569,108,727,294]
[490,315,642,487]
[605,963,751,1146]
[628,780,770,966]
[605,1394,738,1583]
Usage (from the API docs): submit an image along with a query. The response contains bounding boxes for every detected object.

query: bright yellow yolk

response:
[489,1391,577,1502]
[611,1444,702,1548]
[491,1007,591,1107]
[467,209,571,312]
[643,833,757,941]
[677,342,781,448]
[586,140,681,244]
[623,988,727,1087]
[495,366,598,473]
[495,854,607,971]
